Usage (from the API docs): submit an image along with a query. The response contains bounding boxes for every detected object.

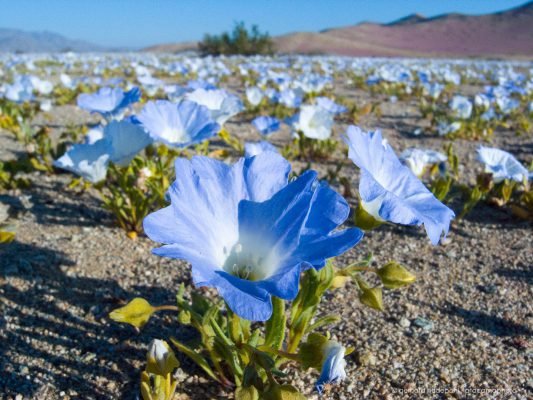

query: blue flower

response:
[144,153,363,321]
[187,80,217,91]
[289,105,334,140]
[4,75,34,103]
[252,116,280,136]
[244,141,278,157]
[77,86,141,120]
[186,88,243,126]
[54,119,152,182]
[315,97,347,114]
[53,139,111,183]
[278,89,303,108]
[344,126,454,245]
[316,341,347,394]
[449,95,472,120]
[137,100,219,148]
[245,87,264,106]
[477,146,529,183]
[104,120,153,166]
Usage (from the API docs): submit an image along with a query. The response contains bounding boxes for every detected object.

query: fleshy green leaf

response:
[0,230,15,244]
[265,297,286,351]
[235,386,259,400]
[109,298,155,328]
[170,337,220,383]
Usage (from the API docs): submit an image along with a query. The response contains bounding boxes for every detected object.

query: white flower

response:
[40,100,52,112]
[450,96,472,119]
[316,341,347,394]
[496,96,519,115]
[437,121,461,136]
[477,146,529,183]
[186,88,243,126]
[245,87,263,106]
[474,94,490,110]
[400,148,447,177]
[291,105,334,140]
[0,202,9,224]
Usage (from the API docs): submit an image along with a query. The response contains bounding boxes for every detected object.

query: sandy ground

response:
[1,82,532,400]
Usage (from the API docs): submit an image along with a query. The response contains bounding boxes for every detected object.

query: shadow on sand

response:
[0,241,220,399]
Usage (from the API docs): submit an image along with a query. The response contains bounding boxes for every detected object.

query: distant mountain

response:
[144,1,533,58]
[385,13,427,26]
[0,28,106,53]
[273,1,533,58]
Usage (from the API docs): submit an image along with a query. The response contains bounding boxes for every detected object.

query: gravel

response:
[1,80,532,400]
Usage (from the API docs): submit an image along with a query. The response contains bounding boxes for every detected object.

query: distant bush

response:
[198,22,274,56]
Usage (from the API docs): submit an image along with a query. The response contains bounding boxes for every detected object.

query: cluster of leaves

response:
[282,131,338,162]
[199,22,274,56]
[459,174,532,220]
[0,160,31,191]
[424,144,532,220]
[53,84,94,106]
[95,145,179,237]
[110,257,416,399]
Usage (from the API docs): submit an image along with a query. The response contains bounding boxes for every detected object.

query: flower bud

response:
[299,333,329,370]
[359,286,383,311]
[315,341,347,394]
[0,230,15,244]
[354,201,383,230]
[330,274,351,289]
[377,262,416,289]
[109,297,155,328]
[25,143,36,154]
[177,310,191,325]
[146,339,179,376]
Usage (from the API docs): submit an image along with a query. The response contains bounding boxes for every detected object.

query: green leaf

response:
[377,262,416,289]
[359,286,384,311]
[247,329,261,347]
[354,202,383,230]
[192,291,212,315]
[265,297,286,350]
[228,308,244,344]
[263,384,307,400]
[305,315,341,334]
[108,298,155,328]
[0,230,15,244]
[298,333,327,369]
[170,337,220,383]
[235,386,259,400]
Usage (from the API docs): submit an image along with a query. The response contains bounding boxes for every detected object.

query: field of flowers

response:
[0,53,531,399]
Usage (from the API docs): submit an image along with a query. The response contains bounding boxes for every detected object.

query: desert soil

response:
[1,82,532,400]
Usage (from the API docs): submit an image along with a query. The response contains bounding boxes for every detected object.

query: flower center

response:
[222,242,271,281]
[161,127,186,143]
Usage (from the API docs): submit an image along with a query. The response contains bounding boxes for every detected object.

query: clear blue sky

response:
[0,0,528,48]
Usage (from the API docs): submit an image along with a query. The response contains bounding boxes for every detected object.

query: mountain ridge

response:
[144,1,533,58]
[0,28,106,53]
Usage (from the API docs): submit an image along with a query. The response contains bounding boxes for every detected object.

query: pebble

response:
[413,317,434,331]
[1,74,531,400]
[399,317,411,328]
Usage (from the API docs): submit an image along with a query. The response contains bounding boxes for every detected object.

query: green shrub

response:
[198,22,274,56]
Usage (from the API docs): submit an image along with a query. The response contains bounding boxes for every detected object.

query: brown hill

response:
[142,41,198,53]
[144,1,533,58]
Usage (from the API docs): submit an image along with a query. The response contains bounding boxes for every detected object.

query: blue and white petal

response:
[345,126,454,245]
[477,146,529,183]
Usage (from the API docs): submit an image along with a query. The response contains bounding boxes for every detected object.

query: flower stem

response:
[153,305,179,312]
